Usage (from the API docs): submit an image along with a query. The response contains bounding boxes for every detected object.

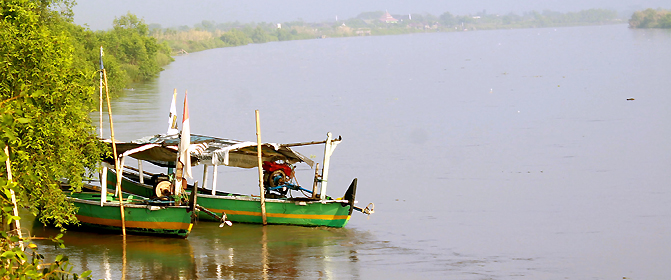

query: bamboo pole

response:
[4,146,23,251]
[255,110,267,225]
[282,136,341,147]
[98,47,104,205]
[103,69,126,236]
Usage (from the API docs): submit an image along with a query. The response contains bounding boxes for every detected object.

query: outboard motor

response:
[262,161,293,197]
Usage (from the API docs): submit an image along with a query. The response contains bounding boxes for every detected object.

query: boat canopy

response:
[105,134,314,169]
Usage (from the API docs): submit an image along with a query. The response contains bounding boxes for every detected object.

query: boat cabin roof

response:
[105,134,314,169]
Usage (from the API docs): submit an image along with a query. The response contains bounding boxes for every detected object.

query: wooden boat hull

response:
[195,194,352,227]
[69,193,193,238]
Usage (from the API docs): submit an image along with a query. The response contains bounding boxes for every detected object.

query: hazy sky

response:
[73,0,669,30]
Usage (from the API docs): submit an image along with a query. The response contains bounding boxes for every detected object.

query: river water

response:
[32,24,671,279]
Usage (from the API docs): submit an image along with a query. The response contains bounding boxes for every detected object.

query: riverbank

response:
[151,9,623,54]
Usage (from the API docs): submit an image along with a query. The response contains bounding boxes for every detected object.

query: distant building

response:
[379,11,398,23]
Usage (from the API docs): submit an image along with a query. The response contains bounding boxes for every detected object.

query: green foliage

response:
[276,28,294,41]
[106,12,168,83]
[1,0,104,226]
[194,20,216,32]
[250,26,274,43]
[661,14,671,28]
[439,12,456,26]
[629,8,671,28]
[53,12,174,93]
[220,28,252,46]
[0,217,91,279]
[1,0,103,278]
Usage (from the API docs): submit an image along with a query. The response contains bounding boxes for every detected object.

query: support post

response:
[202,164,209,192]
[211,165,218,195]
[255,110,267,225]
[319,132,332,200]
[100,166,107,206]
[319,132,341,200]
[116,156,127,196]
[138,159,144,184]
[311,163,320,199]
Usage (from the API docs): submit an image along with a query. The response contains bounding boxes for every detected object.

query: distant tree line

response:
[65,12,173,92]
[629,8,671,28]
[151,21,318,53]
[152,8,621,54]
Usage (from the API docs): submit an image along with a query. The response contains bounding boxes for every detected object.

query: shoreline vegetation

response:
[628,8,671,28]
[152,9,623,55]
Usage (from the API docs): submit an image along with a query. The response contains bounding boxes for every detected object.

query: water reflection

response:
[32,222,196,279]
[31,217,369,279]
[629,26,671,41]
[189,222,363,279]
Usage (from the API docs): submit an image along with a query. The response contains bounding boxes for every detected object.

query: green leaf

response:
[31,90,43,98]
[1,251,15,258]
[16,118,31,123]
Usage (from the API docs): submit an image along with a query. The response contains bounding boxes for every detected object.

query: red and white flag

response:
[179,91,192,179]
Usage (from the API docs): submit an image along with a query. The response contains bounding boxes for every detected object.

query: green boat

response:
[72,52,192,238]
[67,191,193,238]
[193,192,354,227]
[103,132,373,228]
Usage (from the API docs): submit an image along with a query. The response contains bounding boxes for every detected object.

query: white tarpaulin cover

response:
[116,134,314,168]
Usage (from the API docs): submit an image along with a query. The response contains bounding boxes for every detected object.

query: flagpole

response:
[256,110,267,225]
[99,46,103,138]
[176,90,191,197]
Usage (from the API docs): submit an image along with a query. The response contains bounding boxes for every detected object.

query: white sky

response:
[74,0,669,30]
